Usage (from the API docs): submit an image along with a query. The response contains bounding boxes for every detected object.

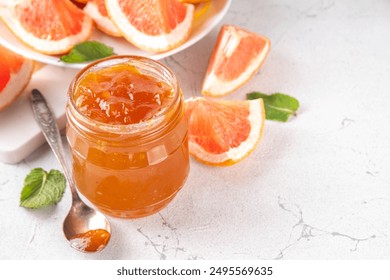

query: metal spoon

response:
[31,89,111,253]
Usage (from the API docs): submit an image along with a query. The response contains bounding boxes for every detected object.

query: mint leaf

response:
[247,92,300,122]
[60,41,114,63]
[20,169,66,209]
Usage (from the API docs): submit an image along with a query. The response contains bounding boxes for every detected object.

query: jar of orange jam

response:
[66,56,189,218]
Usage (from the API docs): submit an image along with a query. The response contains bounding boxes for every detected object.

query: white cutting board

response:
[0,65,78,164]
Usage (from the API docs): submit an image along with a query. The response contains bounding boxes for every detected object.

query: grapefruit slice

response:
[202,25,271,97]
[185,97,265,166]
[105,0,194,52]
[0,45,34,112]
[0,0,93,55]
[84,0,122,37]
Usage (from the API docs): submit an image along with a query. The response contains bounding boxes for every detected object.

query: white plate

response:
[0,0,231,69]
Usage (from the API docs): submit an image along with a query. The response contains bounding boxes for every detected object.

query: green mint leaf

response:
[247,92,300,122]
[20,169,66,209]
[60,41,114,63]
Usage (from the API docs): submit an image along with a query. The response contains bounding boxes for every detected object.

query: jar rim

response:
[67,55,181,135]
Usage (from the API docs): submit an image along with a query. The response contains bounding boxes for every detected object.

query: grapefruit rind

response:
[186,98,265,166]
[0,3,93,55]
[0,58,34,111]
[84,1,122,37]
[202,26,271,97]
[105,0,194,52]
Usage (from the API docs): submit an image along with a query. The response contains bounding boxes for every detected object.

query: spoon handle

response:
[30,89,79,200]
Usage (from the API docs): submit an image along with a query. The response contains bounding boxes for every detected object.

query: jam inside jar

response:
[66,56,189,218]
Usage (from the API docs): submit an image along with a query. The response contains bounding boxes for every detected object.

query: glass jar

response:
[66,56,189,218]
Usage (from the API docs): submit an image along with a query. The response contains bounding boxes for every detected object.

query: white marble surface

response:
[1,0,390,259]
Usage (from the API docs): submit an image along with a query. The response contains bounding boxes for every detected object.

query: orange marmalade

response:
[70,229,110,252]
[66,56,189,218]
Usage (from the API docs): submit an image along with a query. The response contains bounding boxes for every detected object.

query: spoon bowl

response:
[63,200,111,252]
[31,89,111,253]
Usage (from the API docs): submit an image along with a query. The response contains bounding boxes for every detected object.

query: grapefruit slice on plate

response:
[84,0,122,37]
[185,97,265,166]
[105,0,194,52]
[0,45,34,112]
[202,25,271,97]
[0,0,93,55]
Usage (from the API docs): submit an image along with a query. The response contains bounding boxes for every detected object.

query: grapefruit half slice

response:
[0,45,34,111]
[202,25,271,97]
[0,0,93,55]
[185,97,265,166]
[105,0,194,52]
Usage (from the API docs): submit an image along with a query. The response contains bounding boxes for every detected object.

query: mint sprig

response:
[60,41,114,63]
[247,92,300,122]
[20,168,66,209]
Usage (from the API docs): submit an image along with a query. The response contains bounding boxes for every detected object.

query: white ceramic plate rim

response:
[0,0,231,69]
